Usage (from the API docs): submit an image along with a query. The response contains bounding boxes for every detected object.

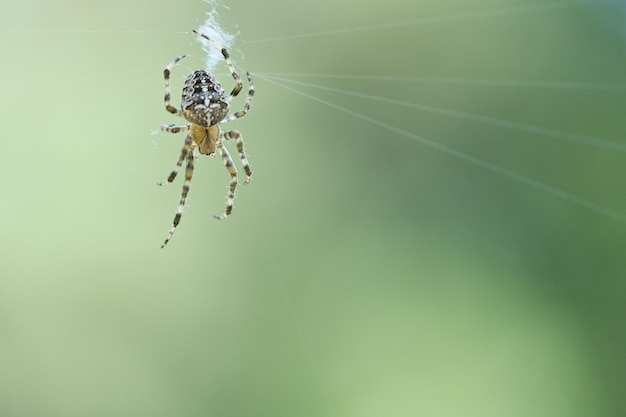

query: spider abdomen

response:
[181,70,228,127]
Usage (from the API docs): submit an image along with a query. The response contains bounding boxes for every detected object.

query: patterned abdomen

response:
[181,70,228,127]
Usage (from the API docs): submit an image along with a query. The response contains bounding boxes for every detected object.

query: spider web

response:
[0,1,625,416]
[195,0,236,72]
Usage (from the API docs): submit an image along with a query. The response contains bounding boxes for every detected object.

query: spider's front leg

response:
[223,130,252,184]
[214,141,238,220]
[161,149,195,248]
[157,135,193,186]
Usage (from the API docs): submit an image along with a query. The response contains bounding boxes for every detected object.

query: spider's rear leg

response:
[192,30,243,100]
[223,71,255,123]
[157,135,193,186]
[213,142,238,220]
[161,150,195,248]
[164,54,186,116]
[223,130,252,184]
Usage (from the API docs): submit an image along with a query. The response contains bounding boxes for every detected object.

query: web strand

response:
[244,0,621,43]
[259,74,626,153]
[258,72,626,92]
[257,74,626,224]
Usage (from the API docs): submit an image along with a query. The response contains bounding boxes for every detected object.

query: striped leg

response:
[164,54,186,115]
[192,30,242,100]
[223,130,252,184]
[161,150,195,248]
[213,141,238,220]
[223,71,255,122]
[157,135,193,186]
[161,124,190,133]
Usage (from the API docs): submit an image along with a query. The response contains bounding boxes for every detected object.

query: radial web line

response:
[258,72,626,92]
[245,0,620,43]
[260,74,626,153]
[257,75,626,224]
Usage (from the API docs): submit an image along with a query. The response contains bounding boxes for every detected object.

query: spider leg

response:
[223,130,252,184]
[157,135,193,186]
[192,30,243,101]
[164,54,186,116]
[161,149,195,248]
[223,71,255,122]
[161,124,190,134]
[213,141,238,220]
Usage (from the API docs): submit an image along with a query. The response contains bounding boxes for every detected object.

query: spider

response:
[158,29,254,248]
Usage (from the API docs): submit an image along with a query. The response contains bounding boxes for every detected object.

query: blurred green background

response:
[1,0,625,416]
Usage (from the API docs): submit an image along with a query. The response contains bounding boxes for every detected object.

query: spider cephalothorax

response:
[158,30,254,248]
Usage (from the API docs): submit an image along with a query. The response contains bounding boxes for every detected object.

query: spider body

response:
[188,124,220,156]
[158,30,254,248]
[181,70,229,128]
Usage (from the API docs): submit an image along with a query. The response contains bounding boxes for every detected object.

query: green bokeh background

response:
[1,0,625,416]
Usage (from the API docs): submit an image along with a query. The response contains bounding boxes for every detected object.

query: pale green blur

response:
[1,0,625,416]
